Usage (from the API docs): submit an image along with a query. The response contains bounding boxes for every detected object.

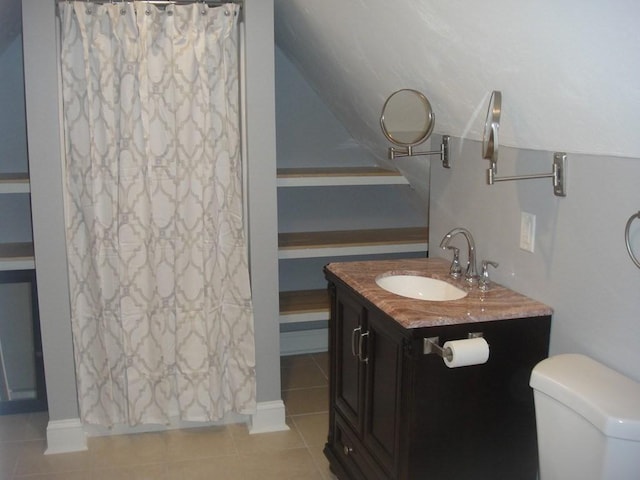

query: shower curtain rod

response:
[60,0,242,7]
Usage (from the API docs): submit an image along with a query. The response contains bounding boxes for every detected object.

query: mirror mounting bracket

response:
[389,135,450,168]
[487,152,567,197]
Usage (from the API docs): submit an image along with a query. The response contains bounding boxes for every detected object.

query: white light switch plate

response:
[520,212,536,253]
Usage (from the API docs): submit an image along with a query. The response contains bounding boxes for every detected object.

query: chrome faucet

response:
[478,260,499,292]
[439,228,478,284]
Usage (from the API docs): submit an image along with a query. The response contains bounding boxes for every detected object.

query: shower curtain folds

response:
[58,1,255,427]
[60,0,242,7]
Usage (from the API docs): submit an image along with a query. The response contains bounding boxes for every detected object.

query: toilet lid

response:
[530,354,640,441]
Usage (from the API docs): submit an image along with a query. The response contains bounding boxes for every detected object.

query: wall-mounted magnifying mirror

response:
[482,90,501,173]
[380,89,450,168]
[380,89,435,147]
[482,90,567,197]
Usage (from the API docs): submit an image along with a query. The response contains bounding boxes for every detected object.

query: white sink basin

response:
[375,274,467,301]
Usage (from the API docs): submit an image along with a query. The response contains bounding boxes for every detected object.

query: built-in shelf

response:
[276,164,426,353]
[0,173,30,194]
[277,167,409,187]
[0,243,35,271]
[279,289,329,324]
[278,227,429,259]
[0,174,34,270]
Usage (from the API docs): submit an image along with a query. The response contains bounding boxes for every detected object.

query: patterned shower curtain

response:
[58,1,256,426]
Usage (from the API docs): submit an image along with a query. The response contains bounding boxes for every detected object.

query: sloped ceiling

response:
[274,0,640,163]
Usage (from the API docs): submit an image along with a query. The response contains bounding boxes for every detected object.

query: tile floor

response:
[0,353,338,480]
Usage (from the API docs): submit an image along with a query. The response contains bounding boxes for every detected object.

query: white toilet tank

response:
[530,354,640,480]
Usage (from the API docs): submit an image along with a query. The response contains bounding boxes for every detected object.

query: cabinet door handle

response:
[358,331,369,363]
[351,326,362,358]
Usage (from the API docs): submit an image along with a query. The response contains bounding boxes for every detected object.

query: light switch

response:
[520,212,536,253]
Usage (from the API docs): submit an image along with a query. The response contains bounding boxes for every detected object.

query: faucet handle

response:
[446,246,463,279]
[479,260,499,291]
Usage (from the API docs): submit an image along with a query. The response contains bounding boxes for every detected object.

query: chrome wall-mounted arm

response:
[389,135,450,168]
[487,152,567,197]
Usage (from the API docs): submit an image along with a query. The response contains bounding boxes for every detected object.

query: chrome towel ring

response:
[625,211,640,269]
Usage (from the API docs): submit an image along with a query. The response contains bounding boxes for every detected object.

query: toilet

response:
[530,353,640,480]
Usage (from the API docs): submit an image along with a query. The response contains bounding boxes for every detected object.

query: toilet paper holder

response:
[423,332,484,361]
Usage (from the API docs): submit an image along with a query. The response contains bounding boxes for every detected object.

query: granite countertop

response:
[325,257,553,329]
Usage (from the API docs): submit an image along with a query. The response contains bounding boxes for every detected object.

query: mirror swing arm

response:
[487,152,567,197]
[388,135,450,168]
[482,90,567,197]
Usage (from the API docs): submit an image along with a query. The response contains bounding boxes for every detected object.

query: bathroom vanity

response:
[323,258,552,480]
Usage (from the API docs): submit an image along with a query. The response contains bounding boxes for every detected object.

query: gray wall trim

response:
[243,0,283,405]
[22,0,80,422]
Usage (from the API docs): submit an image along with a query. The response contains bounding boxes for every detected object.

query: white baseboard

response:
[45,418,87,454]
[280,328,328,356]
[248,400,289,434]
[84,411,250,438]
[45,403,286,450]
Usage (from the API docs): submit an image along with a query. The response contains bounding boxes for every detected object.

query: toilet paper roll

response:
[443,337,490,368]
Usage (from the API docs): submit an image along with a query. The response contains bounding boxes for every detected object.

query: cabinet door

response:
[333,288,367,433]
[362,310,403,478]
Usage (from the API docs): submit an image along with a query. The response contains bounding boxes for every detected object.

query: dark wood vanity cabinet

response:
[330,284,404,479]
[324,277,552,480]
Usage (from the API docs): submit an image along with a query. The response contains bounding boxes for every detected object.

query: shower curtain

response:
[58,1,255,426]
